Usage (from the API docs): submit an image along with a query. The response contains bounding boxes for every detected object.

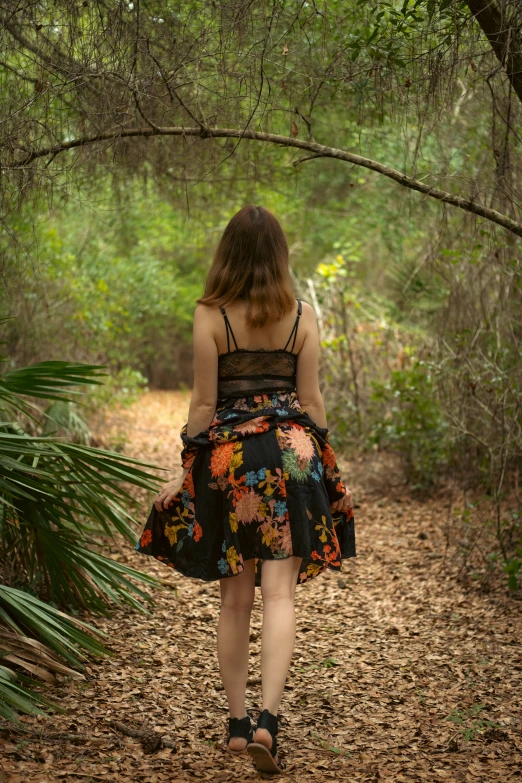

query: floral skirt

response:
[135,390,356,586]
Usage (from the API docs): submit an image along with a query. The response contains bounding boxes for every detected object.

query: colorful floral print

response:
[135,390,356,586]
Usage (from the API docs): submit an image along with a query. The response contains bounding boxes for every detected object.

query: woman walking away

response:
[135,204,356,774]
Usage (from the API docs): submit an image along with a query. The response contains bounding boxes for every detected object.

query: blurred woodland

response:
[0,0,521,746]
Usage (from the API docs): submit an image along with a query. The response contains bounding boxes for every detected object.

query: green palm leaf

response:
[0,584,118,722]
[0,665,61,721]
[0,359,169,722]
[0,361,107,402]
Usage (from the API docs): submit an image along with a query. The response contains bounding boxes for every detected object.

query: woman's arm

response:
[295,302,328,429]
[296,302,353,514]
[154,304,218,511]
[186,303,219,437]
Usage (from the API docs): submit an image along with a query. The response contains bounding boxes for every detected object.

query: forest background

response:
[0,0,521,724]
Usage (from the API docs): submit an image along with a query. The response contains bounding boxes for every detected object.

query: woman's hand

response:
[330,486,353,515]
[154,476,186,512]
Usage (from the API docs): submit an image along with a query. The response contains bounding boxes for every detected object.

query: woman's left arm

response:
[186,303,219,436]
[154,305,218,511]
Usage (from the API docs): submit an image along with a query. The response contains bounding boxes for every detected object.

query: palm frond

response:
[0,586,110,667]
[0,361,107,403]
[0,665,61,722]
[0,628,85,682]
[0,359,168,722]
[0,584,116,722]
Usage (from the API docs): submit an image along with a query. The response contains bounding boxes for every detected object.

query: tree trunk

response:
[466,0,522,104]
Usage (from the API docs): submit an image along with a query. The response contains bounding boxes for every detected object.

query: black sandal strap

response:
[228,715,253,742]
[256,709,280,758]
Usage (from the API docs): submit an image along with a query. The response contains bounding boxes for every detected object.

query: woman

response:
[135,204,356,774]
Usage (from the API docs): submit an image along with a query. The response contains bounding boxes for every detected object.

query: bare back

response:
[191,298,325,424]
[213,299,306,355]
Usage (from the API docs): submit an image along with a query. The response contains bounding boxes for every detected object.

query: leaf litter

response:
[1,391,521,783]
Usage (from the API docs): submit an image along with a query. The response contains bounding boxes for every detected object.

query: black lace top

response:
[218,300,302,399]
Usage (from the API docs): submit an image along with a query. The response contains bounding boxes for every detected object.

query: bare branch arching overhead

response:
[6,124,522,237]
[1,0,521,235]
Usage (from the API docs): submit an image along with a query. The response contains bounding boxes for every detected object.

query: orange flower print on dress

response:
[233,416,268,434]
[322,442,337,468]
[140,529,152,547]
[279,520,293,554]
[210,441,236,477]
[184,471,195,496]
[181,450,197,470]
[193,521,203,542]
[322,543,340,566]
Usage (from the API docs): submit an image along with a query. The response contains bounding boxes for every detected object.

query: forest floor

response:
[2,391,521,783]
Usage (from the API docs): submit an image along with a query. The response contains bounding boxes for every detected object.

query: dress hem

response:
[134,544,356,586]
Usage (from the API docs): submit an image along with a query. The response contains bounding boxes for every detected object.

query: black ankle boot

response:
[226,714,254,755]
[247,708,285,773]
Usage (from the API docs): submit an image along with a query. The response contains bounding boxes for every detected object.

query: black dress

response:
[135,299,356,586]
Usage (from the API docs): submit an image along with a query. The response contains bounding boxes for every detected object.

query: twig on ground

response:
[107,718,178,752]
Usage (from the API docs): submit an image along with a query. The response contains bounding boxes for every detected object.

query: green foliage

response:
[0,361,106,404]
[0,360,164,612]
[307,254,426,453]
[346,0,469,69]
[369,360,450,487]
[0,584,109,668]
[503,550,522,591]
[0,662,60,722]
[0,356,168,721]
[2,178,205,379]
[41,401,92,444]
[0,582,114,721]
[443,703,502,743]
[85,368,149,411]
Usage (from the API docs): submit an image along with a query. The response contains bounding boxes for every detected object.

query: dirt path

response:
[3,391,521,783]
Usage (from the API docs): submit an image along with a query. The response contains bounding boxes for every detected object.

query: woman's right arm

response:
[295,301,328,429]
[296,302,353,514]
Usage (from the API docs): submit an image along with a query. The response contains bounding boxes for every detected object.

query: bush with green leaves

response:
[0,357,167,721]
[369,361,451,488]
[85,367,149,411]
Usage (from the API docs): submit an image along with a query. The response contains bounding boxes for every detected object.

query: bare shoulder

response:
[299,300,318,331]
[193,303,222,342]
[300,300,315,318]
[194,302,215,318]
[194,302,221,324]
[296,301,317,350]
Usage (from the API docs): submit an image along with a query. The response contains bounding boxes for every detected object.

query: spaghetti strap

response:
[283,299,302,353]
[219,306,239,352]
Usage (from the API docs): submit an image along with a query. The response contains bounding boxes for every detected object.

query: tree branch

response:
[4,125,522,237]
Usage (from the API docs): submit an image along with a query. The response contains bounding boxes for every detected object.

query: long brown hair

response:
[197,204,296,328]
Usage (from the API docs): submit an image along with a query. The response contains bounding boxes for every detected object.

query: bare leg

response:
[217,558,255,751]
[254,555,302,751]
